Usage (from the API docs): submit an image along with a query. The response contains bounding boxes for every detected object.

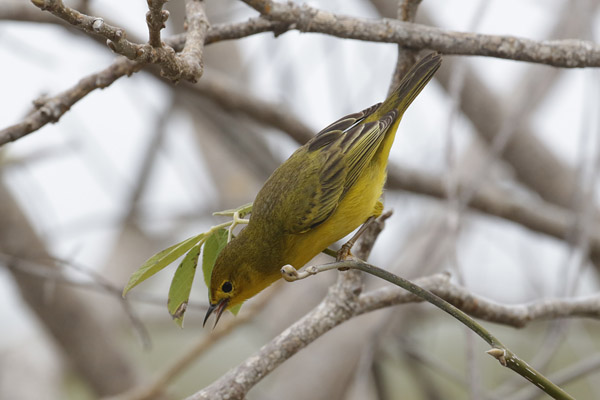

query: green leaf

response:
[123,233,205,296]
[168,244,201,327]
[202,228,229,291]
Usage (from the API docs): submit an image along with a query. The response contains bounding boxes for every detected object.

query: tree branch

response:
[281,259,576,400]
[30,0,209,82]
[0,57,141,146]
[178,0,210,83]
[386,165,600,262]
[357,276,600,328]
[186,256,597,400]
[31,0,142,59]
[387,0,422,95]
[241,0,600,68]
[146,0,169,48]
[0,17,282,146]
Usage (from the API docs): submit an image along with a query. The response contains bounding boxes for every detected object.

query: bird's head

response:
[203,232,280,328]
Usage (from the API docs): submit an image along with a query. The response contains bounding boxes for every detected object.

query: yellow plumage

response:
[204,53,442,325]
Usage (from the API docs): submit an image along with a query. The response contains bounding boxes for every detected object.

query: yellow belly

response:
[285,159,387,268]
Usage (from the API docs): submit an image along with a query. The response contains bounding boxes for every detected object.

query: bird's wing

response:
[282,105,398,233]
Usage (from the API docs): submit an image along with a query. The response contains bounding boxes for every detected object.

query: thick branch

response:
[31,0,208,82]
[178,0,210,83]
[242,0,600,68]
[357,278,600,328]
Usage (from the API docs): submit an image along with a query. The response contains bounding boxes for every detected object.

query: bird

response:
[204,53,442,327]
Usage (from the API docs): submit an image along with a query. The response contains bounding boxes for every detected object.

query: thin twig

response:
[146,0,169,48]
[511,353,600,400]
[282,259,575,399]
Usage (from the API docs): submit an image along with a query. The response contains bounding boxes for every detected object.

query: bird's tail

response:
[371,52,442,120]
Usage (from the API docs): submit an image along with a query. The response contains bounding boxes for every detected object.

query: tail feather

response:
[369,52,442,121]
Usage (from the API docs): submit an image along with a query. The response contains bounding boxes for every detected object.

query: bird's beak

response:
[203,298,229,329]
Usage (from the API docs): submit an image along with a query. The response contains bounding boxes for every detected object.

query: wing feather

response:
[284,108,397,233]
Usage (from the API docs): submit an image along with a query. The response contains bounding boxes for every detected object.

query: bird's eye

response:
[221,281,233,293]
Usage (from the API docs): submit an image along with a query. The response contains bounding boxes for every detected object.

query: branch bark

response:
[0,17,280,146]
[357,277,600,328]
[242,0,600,68]
[31,0,209,82]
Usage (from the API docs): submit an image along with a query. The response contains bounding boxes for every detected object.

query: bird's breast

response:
[284,160,387,268]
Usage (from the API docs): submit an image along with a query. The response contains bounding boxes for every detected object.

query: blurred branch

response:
[387,0,422,95]
[386,165,600,262]
[106,286,278,400]
[0,182,141,396]
[399,339,467,387]
[182,78,315,144]
[241,0,600,68]
[0,252,192,308]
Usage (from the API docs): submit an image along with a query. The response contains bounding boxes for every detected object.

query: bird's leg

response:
[337,216,376,266]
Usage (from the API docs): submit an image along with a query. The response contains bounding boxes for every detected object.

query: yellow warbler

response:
[205,53,442,326]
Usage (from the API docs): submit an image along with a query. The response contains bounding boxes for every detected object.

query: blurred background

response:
[2,0,600,399]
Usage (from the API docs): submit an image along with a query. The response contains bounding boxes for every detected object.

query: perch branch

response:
[281,259,575,400]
